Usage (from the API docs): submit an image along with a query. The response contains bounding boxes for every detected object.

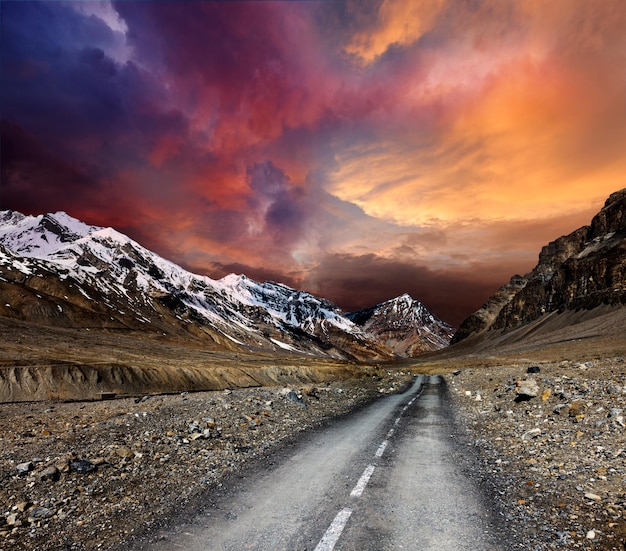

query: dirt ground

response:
[416,307,626,550]
[2,307,626,550]
[0,369,413,551]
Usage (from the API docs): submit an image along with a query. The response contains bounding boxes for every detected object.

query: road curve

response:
[139,376,509,551]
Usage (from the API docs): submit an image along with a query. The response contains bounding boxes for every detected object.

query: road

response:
[142,376,508,550]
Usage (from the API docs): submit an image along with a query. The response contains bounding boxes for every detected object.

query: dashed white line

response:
[375,440,388,458]
[350,464,376,497]
[314,508,353,551]
[315,388,422,551]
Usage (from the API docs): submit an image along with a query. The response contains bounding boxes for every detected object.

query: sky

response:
[1,1,625,327]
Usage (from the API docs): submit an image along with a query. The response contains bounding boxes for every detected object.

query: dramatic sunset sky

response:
[2,1,625,326]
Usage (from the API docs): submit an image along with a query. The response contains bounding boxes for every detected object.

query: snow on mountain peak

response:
[0,209,394,360]
[347,293,455,356]
[0,210,100,258]
[0,209,455,359]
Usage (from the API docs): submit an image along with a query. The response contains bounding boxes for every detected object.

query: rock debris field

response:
[2,357,626,551]
[449,356,626,550]
[0,370,412,551]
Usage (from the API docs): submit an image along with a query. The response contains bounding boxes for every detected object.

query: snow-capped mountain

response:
[0,210,457,359]
[347,294,456,356]
[0,210,392,360]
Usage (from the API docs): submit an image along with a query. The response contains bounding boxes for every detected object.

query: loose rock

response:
[16,461,33,476]
[515,378,539,401]
[69,458,96,474]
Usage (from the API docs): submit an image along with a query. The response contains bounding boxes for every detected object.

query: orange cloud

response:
[329,0,626,228]
[345,0,445,63]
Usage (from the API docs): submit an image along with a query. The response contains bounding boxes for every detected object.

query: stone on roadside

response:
[15,501,30,512]
[285,390,306,409]
[522,428,542,441]
[568,400,586,418]
[16,461,33,476]
[116,446,134,459]
[515,378,539,401]
[28,507,54,522]
[553,404,569,415]
[69,459,96,474]
[188,421,202,434]
[6,513,20,527]
[39,465,60,482]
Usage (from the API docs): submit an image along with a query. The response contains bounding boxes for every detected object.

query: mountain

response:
[0,210,453,361]
[453,188,626,343]
[347,294,455,356]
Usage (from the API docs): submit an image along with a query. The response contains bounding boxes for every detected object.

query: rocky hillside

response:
[347,294,455,356]
[453,188,626,343]
[0,210,452,365]
[0,210,393,361]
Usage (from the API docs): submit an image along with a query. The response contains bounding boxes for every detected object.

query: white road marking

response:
[314,508,353,551]
[375,440,388,458]
[317,386,423,550]
[350,464,376,497]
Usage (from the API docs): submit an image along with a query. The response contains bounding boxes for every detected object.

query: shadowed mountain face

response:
[0,210,451,362]
[453,188,626,343]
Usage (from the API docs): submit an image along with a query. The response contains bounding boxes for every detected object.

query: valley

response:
[0,317,373,403]
[1,189,625,549]
[1,306,625,550]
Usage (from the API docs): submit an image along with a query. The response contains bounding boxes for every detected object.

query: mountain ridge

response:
[347,294,455,356]
[0,209,452,360]
[453,188,626,343]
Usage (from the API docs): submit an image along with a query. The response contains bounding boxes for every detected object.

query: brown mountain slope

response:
[453,188,626,344]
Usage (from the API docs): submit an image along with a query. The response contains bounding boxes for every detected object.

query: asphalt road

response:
[143,376,508,550]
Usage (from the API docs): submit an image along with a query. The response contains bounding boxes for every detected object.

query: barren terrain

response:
[0,317,372,403]
[416,306,626,550]
[2,305,626,550]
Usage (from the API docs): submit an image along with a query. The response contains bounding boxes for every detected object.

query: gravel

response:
[448,356,626,550]
[4,356,625,551]
[0,370,412,551]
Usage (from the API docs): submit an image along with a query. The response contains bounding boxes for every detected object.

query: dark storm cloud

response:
[115,1,292,84]
[0,1,195,216]
[2,2,127,141]
[247,161,309,248]
[0,120,102,213]
[308,253,514,327]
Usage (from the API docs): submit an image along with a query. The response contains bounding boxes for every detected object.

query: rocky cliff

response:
[453,188,626,342]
